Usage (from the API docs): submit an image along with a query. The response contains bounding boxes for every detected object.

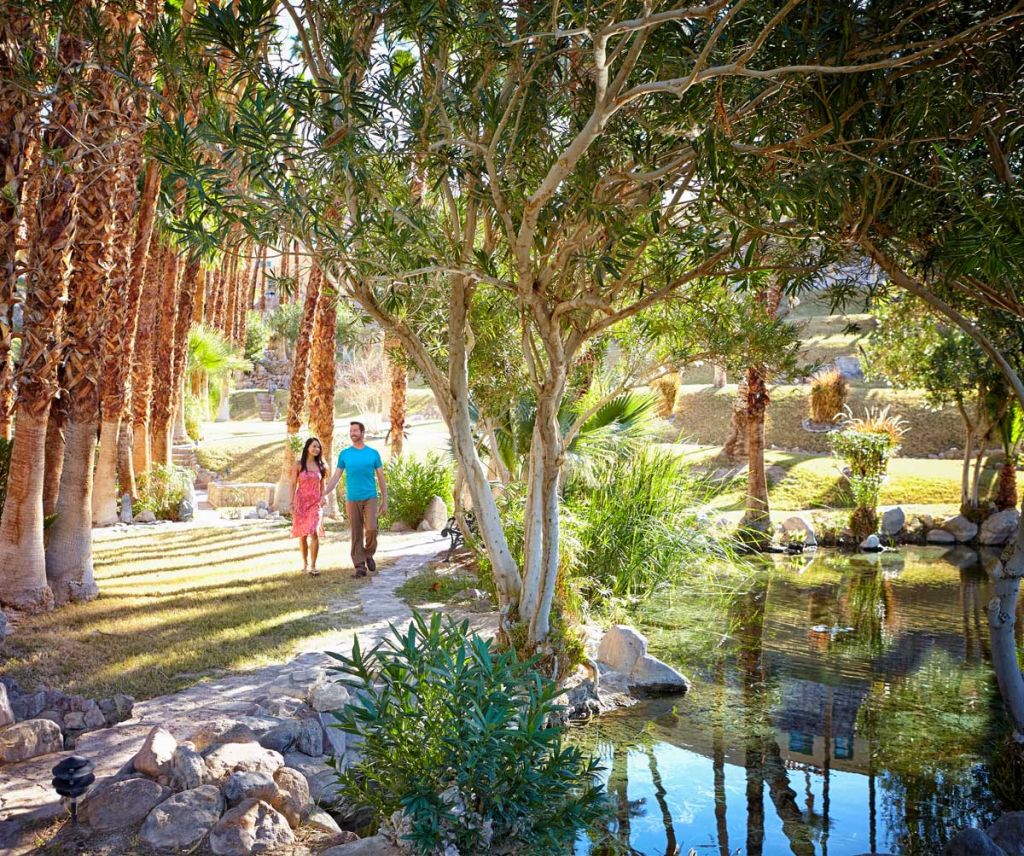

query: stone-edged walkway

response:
[0,530,447,855]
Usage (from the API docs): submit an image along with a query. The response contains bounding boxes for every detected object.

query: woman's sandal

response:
[309,568,321,577]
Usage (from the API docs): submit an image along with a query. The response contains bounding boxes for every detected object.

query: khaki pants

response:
[347,498,378,573]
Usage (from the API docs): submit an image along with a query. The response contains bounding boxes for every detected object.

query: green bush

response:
[566,451,733,605]
[244,311,272,363]
[328,612,607,855]
[184,393,204,442]
[830,410,905,538]
[136,464,193,520]
[382,453,454,528]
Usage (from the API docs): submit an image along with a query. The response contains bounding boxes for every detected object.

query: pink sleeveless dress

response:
[291,469,325,538]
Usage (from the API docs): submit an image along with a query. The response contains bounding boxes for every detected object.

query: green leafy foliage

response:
[327,612,607,855]
[830,413,905,538]
[381,453,454,529]
[243,310,272,363]
[136,464,194,521]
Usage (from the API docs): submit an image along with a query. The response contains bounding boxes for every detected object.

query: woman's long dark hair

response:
[300,437,327,479]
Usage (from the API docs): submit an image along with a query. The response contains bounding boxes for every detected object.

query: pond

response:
[574,546,1020,856]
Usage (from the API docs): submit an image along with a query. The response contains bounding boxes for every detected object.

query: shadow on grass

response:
[0,526,375,701]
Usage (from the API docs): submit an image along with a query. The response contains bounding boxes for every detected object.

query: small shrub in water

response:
[327,612,607,855]
[808,368,848,424]
[381,452,454,528]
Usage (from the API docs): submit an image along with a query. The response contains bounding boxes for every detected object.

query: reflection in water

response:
[575,547,1013,856]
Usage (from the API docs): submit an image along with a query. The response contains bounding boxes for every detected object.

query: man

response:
[322,421,388,577]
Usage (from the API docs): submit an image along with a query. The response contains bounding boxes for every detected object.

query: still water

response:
[575,547,1017,855]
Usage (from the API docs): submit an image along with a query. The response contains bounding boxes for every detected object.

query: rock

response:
[119,493,133,524]
[859,534,881,552]
[178,498,195,522]
[945,827,1007,855]
[81,776,171,832]
[10,689,46,721]
[597,625,648,673]
[416,519,433,531]
[260,696,305,718]
[319,713,346,757]
[0,610,9,638]
[272,766,312,827]
[295,718,326,756]
[881,507,906,536]
[171,742,208,791]
[135,725,178,777]
[305,806,342,835]
[223,771,279,807]
[139,784,224,852]
[257,507,269,519]
[982,509,1021,546]
[188,719,259,752]
[259,721,301,754]
[134,509,157,523]
[390,520,412,532]
[282,751,341,804]
[422,496,448,530]
[781,515,817,546]
[321,835,403,856]
[63,711,86,731]
[452,588,487,602]
[988,812,1024,855]
[0,683,13,728]
[320,831,361,849]
[943,515,980,543]
[0,718,63,763]
[309,681,351,713]
[834,355,863,379]
[82,701,105,729]
[927,528,957,545]
[203,742,284,782]
[256,500,269,511]
[628,655,690,695]
[209,798,294,855]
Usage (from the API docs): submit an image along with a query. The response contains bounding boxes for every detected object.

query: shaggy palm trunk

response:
[0,26,84,613]
[170,257,200,447]
[42,394,66,517]
[385,333,407,459]
[997,454,1019,511]
[308,275,338,517]
[150,247,182,468]
[275,264,320,513]
[130,232,165,482]
[740,367,771,543]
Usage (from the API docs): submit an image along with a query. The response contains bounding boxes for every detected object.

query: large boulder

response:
[0,718,63,763]
[982,509,1021,546]
[258,721,301,754]
[309,681,350,713]
[223,771,279,807]
[421,496,449,531]
[859,534,881,552]
[881,507,906,536]
[927,529,957,545]
[628,655,690,696]
[271,766,312,828]
[781,515,817,546]
[597,625,648,673]
[139,785,224,852]
[282,751,341,804]
[945,827,1007,855]
[134,726,178,778]
[988,812,1024,855]
[320,712,347,757]
[943,515,979,543]
[321,835,403,856]
[81,776,171,832]
[208,798,294,856]
[203,742,284,782]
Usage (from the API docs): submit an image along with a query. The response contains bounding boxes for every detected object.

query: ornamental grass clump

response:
[808,368,848,424]
[327,612,607,855]
[830,407,907,539]
[650,373,681,419]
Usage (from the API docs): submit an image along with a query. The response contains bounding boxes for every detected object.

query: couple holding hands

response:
[290,421,388,577]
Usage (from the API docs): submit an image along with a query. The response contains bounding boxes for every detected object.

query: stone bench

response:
[207,482,276,509]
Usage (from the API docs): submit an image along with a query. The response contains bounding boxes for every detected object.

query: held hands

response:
[379,498,388,516]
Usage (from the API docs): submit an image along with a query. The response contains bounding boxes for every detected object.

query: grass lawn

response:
[664,444,995,513]
[396,568,478,606]
[228,386,439,421]
[0,524,369,701]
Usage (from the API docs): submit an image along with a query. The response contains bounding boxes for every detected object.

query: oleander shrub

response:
[382,452,454,528]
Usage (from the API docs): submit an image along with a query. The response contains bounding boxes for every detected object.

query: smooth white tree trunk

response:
[92,418,121,526]
[216,375,231,422]
[46,419,99,604]
[0,407,54,612]
[988,522,1024,740]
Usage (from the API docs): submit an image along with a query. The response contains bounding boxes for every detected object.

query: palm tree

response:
[275,263,321,513]
[308,272,338,516]
[385,333,407,459]
[0,19,85,612]
[130,232,167,483]
[149,241,182,468]
[170,257,202,445]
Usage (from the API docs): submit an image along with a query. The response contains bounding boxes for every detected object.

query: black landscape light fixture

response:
[51,755,95,823]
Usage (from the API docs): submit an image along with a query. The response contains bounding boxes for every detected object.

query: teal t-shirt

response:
[337,445,383,501]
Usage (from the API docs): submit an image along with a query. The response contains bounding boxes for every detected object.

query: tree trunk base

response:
[92,419,121,527]
[131,418,150,489]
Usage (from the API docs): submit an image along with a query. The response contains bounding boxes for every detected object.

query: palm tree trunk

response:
[0,23,85,613]
[308,272,337,516]
[170,256,200,447]
[46,420,99,604]
[150,247,182,468]
[723,377,749,461]
[997,454,1019,511]
[42,393,66,517]
[130,233,166,482]
[741,366,771,542]
[275,264,321,513]
[385,333,407,459]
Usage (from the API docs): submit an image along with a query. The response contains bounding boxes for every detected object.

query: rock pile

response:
[0,678,133,761]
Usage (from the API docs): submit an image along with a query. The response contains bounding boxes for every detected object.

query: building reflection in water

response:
[576,547,1008,856]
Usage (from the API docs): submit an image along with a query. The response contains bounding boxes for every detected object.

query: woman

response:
[291,437,327,575]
